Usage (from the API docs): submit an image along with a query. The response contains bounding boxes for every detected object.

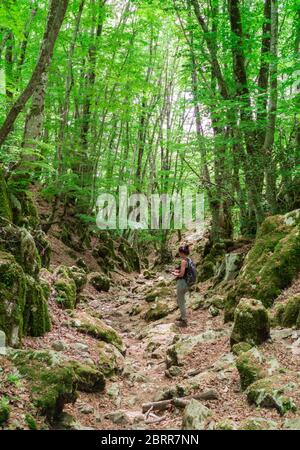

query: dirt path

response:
[44,266,299,431]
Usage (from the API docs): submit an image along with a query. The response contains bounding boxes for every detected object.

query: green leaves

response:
[0,0,25,39]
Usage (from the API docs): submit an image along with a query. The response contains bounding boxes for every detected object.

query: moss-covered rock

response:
[215,419,237,430]
[0,170,12,226]
[230,298,270,347]
[246,376,297,415]
[97,342,124,377]
[238,417,278,430]
[88,272,110,292]
[166,329,229,367]
[0,252,26,346]
[281,295,300,328]
[236,348,266,390]
[232,342,253,356]
[198,260,215,282]
[145,286,173,303]
[10,350,78,421]
[269,302,286,327]
[70,360,105,393]
[10,190,40,229]
[0,226,41,276]
[32,230,51,269]
[225,210,300,320]
[0,397,10,425]
[23,275,51,337]
[54,276,76,310]
[69,311,125,354]
[57,265,87,294]
[144,301,172,322]
[182,399,212,430]
[155,384,190,402]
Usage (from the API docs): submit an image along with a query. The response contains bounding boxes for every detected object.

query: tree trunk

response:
[228,0,265,228]
[0,0,69,149]
[263,0,278,213]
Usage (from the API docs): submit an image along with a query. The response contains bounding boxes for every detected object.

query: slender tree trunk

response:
[0,0,69,150]
[57,0,85,175]
[263,0,278,213]
[228,0,265,228]
[256,0,271,147]
[21,72,48,155]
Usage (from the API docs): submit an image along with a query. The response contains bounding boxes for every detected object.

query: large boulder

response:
[166,329,230,367]
[10,350,77,421]
[238,417,278,430]
[0,252,26,346]
[225,210,300,321]
[54,275,76,310]
[246,375,297,415]
[10,190,40,229]
[278,294,300,328]
[88,272,110,292]
[236,348,266,390]
[230,298,270,347]
[144,301,174,322]
[69,360,105,393]
[144,323,177,355]
[57,265,87,294]
[69,311,125,354]
[145,286,174,303]
[10,349,105,421]
[97,342,124,377]
[0,226,41,276]
[23,275,51,337]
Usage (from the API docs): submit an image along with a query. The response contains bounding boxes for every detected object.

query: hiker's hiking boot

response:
[175,318,188,328]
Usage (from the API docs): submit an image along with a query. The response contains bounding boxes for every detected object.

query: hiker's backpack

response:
[186,258,197,286]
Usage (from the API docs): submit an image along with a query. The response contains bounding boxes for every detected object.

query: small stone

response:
[165,366,182,378]
[51,341,67,352]
[73,343,89,352]
[107,383,120,399]
[209,305,220,317]
[182,399,212,430]
[284,418,300,430]
[94,414,102,423]
[78,404,94,414]
[105,411,128,425]
[127,396,138,406]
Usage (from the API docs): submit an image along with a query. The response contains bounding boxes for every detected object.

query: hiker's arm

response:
[175,260,187,278]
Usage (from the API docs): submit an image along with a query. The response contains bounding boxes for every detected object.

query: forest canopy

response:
[0,0,299,243]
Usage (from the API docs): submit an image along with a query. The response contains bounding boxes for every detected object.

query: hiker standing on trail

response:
[172,244,197,327]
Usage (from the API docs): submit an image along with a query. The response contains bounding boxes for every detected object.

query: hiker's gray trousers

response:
[176,278,188,321]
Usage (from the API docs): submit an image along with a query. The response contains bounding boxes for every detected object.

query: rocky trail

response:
[17,252,300,431]
[1,189,300,431]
